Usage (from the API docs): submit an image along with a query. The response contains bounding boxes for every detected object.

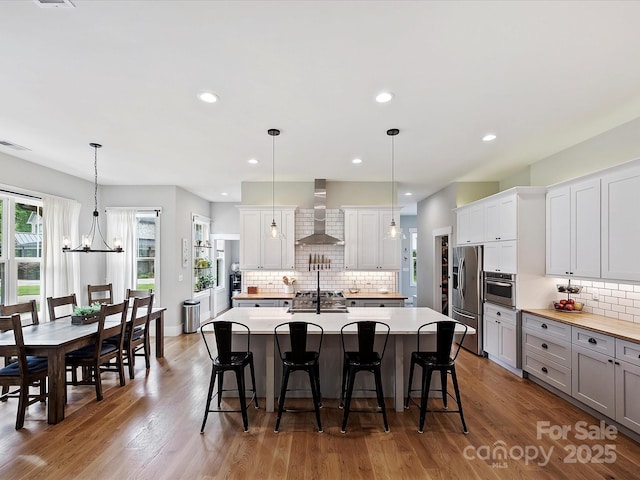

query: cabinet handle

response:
[608,359,613,364]
[541,323,548,329]
[379,304,385,307]
[615,361,620,366]
[541,367,548,374]
[496,311,501,316]
[569,272,574,275]
[255,304,260,307]
[541,343,548,349]
[588,338,597,345]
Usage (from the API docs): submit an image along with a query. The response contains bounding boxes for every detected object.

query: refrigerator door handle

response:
[453,309,476,320]
[460,258,465,300]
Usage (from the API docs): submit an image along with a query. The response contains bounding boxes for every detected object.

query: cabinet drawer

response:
[522,313,571,341]
[524,351,571,396]
[523,329,571,367]
[572,327,615,357]
[484,303,517,324]
[616,338,640,368]
[234,300,281,308]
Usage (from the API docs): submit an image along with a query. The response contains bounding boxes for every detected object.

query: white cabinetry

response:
[522,313,572,395]
[342,208,400,270]
[348,298,405,307]
[456,204,484,245]
[483,303,519,369]
[239,207,296,270]
[483,240,517,274]
[571,327,616,417]
[233,299,282,308]
[614,339,640,432]
[601,163,640,281]
[546,179,600,278]
[484,193,517,241]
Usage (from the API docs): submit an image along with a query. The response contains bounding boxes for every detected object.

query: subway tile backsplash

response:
[242,208,398,293]
[556,279,640,324]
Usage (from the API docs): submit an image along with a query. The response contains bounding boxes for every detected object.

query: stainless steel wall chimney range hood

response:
[295,179,345,246]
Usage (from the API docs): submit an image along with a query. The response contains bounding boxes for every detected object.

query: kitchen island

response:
[210,307,473,412]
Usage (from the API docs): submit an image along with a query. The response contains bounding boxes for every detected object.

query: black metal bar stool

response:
[404,320,469,434]
[200,320,259,433]
[274,321,323,432]
[339,320,390,434]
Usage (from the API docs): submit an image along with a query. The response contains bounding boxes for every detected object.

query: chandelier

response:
[63,143,123,253]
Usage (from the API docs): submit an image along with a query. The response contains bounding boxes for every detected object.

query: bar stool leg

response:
[340,367,357,433]
[274,367,291,433]
[201,367,217,433]
[374,367,389,432]
[308,369,323,432]
[249,357,259,409]
[217,371,224,408]
[418,368,433,434]
[451,367,468,434]
[235,369,249,432]
[405,356,416,409]
[339,358,348,408]
[440,370,448,409]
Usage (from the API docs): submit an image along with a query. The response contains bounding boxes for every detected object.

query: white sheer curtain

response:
[43,196,81,319]
[106,208,137,303]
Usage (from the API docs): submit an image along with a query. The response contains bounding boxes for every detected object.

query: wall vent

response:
[0,140,31,151]
[33,0,75,8]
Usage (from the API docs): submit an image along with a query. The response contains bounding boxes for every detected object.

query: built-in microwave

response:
[484,272,516,308]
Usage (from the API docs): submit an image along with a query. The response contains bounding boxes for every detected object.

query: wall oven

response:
[484,272,516,308]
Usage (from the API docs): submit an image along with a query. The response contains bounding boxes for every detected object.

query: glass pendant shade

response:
[385,129,405,240]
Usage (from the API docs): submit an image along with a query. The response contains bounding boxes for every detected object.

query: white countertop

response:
[213,307,474,335]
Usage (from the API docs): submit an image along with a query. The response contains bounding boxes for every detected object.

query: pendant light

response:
[268,128,281,239]
[386,128,404,239]
[62,143,123,253]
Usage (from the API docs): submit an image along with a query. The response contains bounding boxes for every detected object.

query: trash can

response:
[183,299,201,333]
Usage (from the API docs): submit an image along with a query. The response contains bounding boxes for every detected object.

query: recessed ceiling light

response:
[352,158,362,164]
[221,192,228,196]
[482,133,497,142]
[404,192,413,196]
[248,158,258,165]
[375,92,394,103]
[198,91,219,103]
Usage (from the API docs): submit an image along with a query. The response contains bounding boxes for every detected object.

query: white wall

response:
[210,202,240,234]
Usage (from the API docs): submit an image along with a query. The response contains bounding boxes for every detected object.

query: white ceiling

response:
[3,1,640,215]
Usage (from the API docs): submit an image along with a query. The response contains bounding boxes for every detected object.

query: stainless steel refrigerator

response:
[451,245,483,355]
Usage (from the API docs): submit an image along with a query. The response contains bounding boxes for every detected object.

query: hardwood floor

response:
[1,333,639,479]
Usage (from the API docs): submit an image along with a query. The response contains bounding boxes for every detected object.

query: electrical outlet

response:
[592,294,599,301]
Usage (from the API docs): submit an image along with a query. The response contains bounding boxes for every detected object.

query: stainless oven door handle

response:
[460,258,465,299]
[485,281,513,288]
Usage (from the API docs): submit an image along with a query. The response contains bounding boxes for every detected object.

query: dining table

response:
[0,306,166,424]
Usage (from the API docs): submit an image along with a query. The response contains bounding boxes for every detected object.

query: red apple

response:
[565,304,574,311]
[567,299,575,305]
[559,299,567,305]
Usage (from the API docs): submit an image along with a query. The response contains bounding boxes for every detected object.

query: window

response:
[135,212,159,293]
[410,228,417,287]
[0,195,43,309]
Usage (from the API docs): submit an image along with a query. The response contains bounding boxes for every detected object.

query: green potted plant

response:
[71,302,102,325]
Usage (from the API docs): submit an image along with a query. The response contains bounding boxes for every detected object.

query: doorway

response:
[432,227,451,316]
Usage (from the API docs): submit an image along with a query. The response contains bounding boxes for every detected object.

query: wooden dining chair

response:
[65,301,128,401]
[0,314,48,429]
[125,288,153,299]
[88,284,113,305]
[0,300,39,326]
[123,294,154,379]
[47,294,78,321]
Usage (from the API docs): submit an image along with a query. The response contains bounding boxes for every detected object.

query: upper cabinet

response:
[546,179,600,278]
[456,203,484,245]
[601,163,640,282]
[342,207,401,270]
[239,206,296,270]
[484,193,517,242]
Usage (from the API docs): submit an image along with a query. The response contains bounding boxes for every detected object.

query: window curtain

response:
[106,208,137,303]
[42,196,81,320]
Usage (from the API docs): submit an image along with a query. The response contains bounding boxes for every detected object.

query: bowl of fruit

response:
[553,299,583,313]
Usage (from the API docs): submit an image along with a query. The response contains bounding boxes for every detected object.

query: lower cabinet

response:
[233,299,283,308]
[347,299,405,308]
[522,312,640,435]
[483,303,519,369]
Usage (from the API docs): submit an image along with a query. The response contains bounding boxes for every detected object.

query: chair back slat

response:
[95,301,128,357]
[289,322,309,361]
[417,320,468,364]
[214,321,233,364]
[129,294,154,331]
[47,294,77,321]
[88,284,113,305]
[0,300,39,326]
[357,321,377,361]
